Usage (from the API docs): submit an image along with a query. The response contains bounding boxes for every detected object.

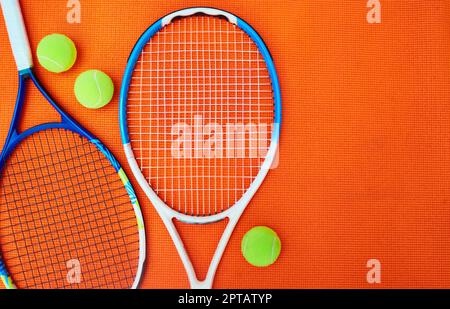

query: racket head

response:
[0,71,146,289]
[120,8,281,223]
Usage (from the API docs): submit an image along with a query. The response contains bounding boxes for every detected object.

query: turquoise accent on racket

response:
[0,259,15,289]
[91,139,121,171]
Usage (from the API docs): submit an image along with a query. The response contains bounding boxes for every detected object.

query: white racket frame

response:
[124,142,277,288]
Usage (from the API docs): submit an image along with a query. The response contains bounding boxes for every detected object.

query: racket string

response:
[89,136,137,282]
[4,235,140,287]
[42,129,121,288]
[7,234,140,287]
[37,130,119,288]
[23,254,140,289]
[128,15,275,216]
[0,202,137,249]
[55,130,136,288]
[0,129,140,289]
[0,168,120,206]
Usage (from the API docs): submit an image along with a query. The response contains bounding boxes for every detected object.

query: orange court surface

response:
[1,0,450,288]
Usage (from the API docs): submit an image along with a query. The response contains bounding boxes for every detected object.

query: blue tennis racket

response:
[0,0,145,289]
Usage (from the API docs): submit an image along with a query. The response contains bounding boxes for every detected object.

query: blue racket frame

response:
[0,70,105,166]
[0,69,145,289]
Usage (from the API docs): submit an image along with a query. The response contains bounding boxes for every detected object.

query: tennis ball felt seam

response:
[271,237,276,264]
[38,55,65,71]
[242,236,248,255]
[93,71,103,106]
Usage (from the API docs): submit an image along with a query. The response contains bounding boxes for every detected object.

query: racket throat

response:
[162,214,240,289]
[190,278,213,289]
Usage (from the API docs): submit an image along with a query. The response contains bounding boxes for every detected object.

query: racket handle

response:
[0,0,33,70]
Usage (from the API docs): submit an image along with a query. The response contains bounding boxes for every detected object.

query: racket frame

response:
[120,7,281,288]
[0,0,146,289]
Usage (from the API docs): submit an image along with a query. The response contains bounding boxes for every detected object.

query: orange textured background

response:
[1,0,450,288]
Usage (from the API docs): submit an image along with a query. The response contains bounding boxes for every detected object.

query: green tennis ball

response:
[37,34,77,73]
[74,70,115,109]
[241,226,281,267]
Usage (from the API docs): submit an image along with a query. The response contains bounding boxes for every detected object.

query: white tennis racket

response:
[120,7,281,288]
